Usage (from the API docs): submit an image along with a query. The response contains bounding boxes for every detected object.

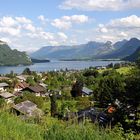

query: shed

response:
[82,87,93,96]
[13,100,43,117]
[0,92,15,103]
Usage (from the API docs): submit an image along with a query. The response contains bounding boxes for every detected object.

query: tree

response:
[83,69,99,77]
[125,71,140,108]
[71,81,83,97]
[94,74,125,106]
[26,76,36,86]
[22,68,31,75]
[50,94,57,117]
[76,97,91,110]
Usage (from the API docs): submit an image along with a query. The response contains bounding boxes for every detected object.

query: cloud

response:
[15,17,32,24]
[51,19,72,30]
[0,16,71,51]
[109,15,140,28]
[94,15,140,42]
[51,15,88,30]
[57,32,68,41]
[0,16,17,27]
[38,15,48,24]
[23,24,36,32]
[59,0,140,11]
[0,16,33,36]
[0,27,21,36]
[1,14,140,52]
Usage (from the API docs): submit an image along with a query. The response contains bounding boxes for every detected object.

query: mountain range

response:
[0,40,32,66]
[1,37,140,66]
[31,38,140,60]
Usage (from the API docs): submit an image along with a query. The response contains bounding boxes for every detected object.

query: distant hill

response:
[31,58,50,63]
[99,38,140,59]
[0,40,32,66]
[123,46,140,62]
[30,41,115,60]
[30,38,140,60]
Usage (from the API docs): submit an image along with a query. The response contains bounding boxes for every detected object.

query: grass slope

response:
[0,112,44,140]
[0,111,136,140]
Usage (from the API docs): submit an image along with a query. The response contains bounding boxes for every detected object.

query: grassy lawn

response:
[116,66,133,75]
[98,66,133,75]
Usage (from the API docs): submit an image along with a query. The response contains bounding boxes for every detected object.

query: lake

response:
[0,60,122,74]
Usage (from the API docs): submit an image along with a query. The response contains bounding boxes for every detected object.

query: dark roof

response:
[27,85,45,93]
[82,87,93,95]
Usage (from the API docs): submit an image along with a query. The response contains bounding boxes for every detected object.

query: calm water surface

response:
[0,60,122,74]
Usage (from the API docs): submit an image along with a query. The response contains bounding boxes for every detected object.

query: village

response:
[0,67,97,119]
[0,62,139,129]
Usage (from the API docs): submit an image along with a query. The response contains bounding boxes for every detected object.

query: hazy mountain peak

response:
[105,41,112,45]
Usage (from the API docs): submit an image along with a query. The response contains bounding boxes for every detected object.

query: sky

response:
[0,0,140,52]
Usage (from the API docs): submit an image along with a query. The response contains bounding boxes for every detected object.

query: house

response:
[16,75,30,82]
[0,92,15,103]
[95,66,106,70]
[0,76,10,81]
[39,82,48,89]
[0,82,9,91]
[82,87,93,96]
[22,85,46,96]
[14,82,29,92]
[13,100,43,117]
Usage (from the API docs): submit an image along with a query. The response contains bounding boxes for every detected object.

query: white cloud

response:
[59,0,140,11]
[0,27,20,36]
[15,17,32,24]
[1,14,140,52]
[109,15,140,28]
[51,15,88,30]
[24,24,36,32]
[94,15,140,42]
[0,16,70,51]
[38,15,45,21]
[0,16,17,27]
[51,19,72,30]
[57,32,68,41]
[100,27,108,33]
[38,15,48,25]
[70,15,88,23]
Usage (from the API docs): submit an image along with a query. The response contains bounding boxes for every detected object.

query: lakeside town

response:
[0,61,139,139]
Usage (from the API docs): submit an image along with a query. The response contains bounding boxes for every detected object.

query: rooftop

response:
[27,85,45,93]
[0,82,9,87]
[0,92,15,99]
[82,87,93,95]
[13,100,37,114]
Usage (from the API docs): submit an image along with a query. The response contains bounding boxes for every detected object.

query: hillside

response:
[0,40,32,66]
[31,38,140,60]
[100,38,140,59]
[0,111,130,140]
[123,46,140,61]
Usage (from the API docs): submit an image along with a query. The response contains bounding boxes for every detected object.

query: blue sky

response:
[0,0,140,52]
